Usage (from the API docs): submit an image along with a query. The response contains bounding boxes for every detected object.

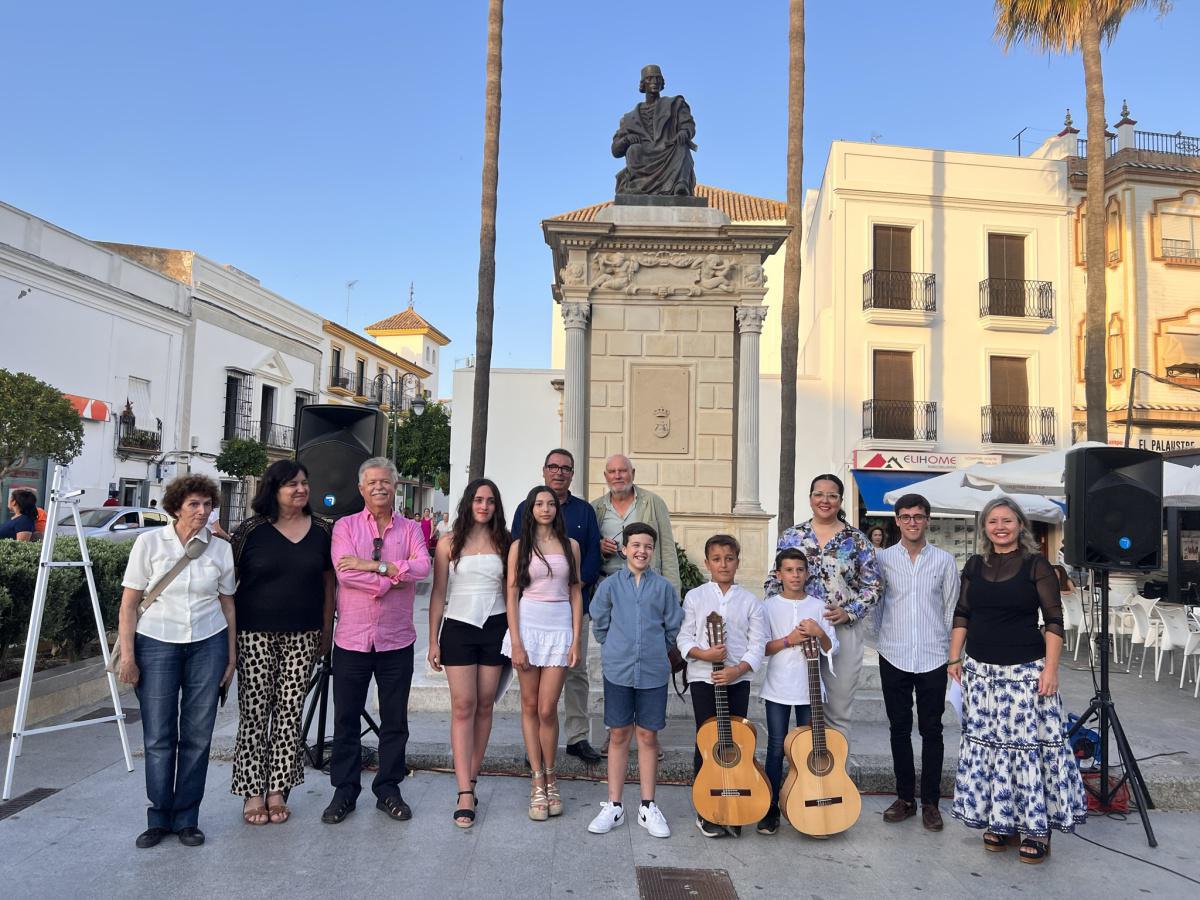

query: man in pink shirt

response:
[322,457,431,825]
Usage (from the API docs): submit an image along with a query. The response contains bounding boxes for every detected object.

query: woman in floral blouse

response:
[766,473,882,739]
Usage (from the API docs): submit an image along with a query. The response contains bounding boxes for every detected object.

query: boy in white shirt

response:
[677,534,767,838]
[758,548,838,835]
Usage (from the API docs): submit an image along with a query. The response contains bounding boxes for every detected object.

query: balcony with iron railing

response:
[328,365,358,395]
[1162,238,1200,262]
[978,278,1055,332]
[862,270,936,325]
[116,417,162,456]
[254,420,295,451]
[862,400,938,444]
[1077,130,1200,159]
[981,405,1057,447]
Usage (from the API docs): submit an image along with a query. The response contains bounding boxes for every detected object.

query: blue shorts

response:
[603,678,668,732]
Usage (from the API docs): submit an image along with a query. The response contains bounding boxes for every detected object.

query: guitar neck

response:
[806,649,826,752]
[712,661,733,744]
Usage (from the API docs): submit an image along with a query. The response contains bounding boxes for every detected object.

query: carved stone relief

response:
[589,251,738,298]
[630,364,691,455]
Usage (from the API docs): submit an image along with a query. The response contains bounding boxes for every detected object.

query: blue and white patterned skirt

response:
[951,656,1087,837]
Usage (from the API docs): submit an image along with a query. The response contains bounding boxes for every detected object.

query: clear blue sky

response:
[4,1,1193,395]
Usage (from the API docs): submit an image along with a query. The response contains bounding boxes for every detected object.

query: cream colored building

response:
[789,139,1075,557]
[365,303,449,396]
[1061,106,1200,453]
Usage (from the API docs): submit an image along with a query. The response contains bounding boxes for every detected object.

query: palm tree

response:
[777,0,804,531]
[994,0,1171,442]
[470,0,503,479]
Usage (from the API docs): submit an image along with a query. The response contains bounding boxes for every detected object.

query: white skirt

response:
[501,599,573,668]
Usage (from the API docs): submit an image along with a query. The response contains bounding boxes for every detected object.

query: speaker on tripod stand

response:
[1063,445,1162,847]
[295,405,387,769]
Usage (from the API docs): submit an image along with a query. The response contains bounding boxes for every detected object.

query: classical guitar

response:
[691,611,772,826]
[779,636,861,836]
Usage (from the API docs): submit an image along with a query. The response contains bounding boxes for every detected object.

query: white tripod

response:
[3,465,134,800]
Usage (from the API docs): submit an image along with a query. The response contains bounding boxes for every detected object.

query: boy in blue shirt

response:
[588,523,684,838]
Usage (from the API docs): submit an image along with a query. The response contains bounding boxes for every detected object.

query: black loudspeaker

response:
[1064,447,1163,571]
[296,405,387,519]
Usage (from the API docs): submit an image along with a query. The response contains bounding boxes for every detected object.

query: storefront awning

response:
[852,470,931,516]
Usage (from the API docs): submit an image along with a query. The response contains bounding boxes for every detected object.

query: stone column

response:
[561,301,590,483]
[733,305,768,514]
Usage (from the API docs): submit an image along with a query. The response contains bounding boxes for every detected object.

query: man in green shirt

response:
[591,454,681,592]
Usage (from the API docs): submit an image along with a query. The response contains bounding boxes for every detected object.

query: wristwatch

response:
[376,561,388,575]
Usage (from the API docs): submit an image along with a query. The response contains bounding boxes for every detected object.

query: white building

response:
[790,139,1074,559]
[0,202,190,509]
[100,243,325,527]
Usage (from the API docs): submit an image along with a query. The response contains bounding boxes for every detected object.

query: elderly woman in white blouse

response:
[116,475,237,850]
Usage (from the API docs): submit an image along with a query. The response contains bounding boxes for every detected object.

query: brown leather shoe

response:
[882,799,917,823]
[922,804,944,831]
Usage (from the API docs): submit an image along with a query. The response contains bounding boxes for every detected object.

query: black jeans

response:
[879,655,946,806]
[689,680,752,777]
[330,643,414,802]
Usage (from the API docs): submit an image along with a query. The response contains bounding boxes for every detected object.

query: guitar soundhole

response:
[714,743,742,767]
[807,749,833,777]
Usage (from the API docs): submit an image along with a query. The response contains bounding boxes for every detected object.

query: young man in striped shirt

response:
[873,493,959,831]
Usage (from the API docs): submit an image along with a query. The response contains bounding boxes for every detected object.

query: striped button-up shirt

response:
[331,509,431,652]
[872,541,959,674]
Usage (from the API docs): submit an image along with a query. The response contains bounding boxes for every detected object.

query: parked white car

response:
[55,507,170,542]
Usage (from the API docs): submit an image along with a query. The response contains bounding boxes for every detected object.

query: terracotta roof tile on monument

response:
[552,185,786,223]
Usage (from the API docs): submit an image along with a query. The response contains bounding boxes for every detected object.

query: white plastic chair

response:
[1181,629,1200,697]
[1150,606,1198,683]
[1060,590,1089,662]
[1125,597,1160,677]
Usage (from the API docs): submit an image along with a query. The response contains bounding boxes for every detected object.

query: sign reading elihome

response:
[852,450,1002,472]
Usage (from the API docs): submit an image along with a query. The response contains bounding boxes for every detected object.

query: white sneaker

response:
[638,802,671,838]
[588,801,626,834]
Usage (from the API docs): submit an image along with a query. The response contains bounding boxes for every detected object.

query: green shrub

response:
[677,544,706,598]
[0,538,133,666]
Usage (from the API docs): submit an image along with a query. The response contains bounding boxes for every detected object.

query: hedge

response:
[0,538,133,669]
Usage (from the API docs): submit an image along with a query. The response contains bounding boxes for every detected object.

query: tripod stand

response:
[1067,569,1157,847]
[299,650,380,769]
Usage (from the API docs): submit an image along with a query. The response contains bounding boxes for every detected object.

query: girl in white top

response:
[427,478,511,829]
[759,548,839,831]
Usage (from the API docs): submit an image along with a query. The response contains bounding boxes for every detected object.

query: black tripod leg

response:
[360,711,381,739]
[1106,705,1158,848]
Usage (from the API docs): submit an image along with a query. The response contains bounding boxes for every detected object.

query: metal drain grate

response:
[74,705,139,724]
[0,787,60,821]
[636,867,739,900]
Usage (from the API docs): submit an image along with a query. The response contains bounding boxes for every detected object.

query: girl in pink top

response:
[502,485,582,821]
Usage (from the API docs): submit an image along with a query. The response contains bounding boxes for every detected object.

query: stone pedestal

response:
[543,205,788,589]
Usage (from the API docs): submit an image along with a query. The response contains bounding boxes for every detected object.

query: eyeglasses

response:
[545,464,574,475]
[810,492,841,502]
[897,514,928,524]
[372,537,384,562]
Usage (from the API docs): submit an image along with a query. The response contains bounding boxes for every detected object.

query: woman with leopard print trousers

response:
[229,459,335,826]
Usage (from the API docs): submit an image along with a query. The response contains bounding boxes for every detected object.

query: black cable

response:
[1071,832,1200,885]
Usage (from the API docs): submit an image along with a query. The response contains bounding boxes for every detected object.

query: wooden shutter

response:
[988,234,1025,314]
[873,350,914,439]
[874,226,912,272]
[989,356,1029,443]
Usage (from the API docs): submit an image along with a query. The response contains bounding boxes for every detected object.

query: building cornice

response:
[832,188,1072,216]
[323,320,431,378]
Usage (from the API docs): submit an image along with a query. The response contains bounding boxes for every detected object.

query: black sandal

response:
[454,790,477,828]
[1019,837,1050,864]
[983,831,1018,851]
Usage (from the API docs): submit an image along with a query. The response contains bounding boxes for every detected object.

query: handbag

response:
[106,535,212,677]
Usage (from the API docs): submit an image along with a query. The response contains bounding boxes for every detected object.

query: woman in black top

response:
[229,460,334,825]
[947,497,1086,863]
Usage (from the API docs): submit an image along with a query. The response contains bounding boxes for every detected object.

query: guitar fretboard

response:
[806,640,826,758]
[713,659,734,750]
